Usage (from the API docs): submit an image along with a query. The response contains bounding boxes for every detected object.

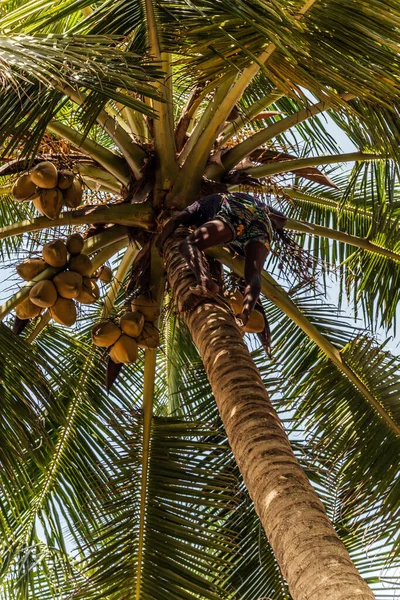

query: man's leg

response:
[236,241,268,326]
[179,219,233,294]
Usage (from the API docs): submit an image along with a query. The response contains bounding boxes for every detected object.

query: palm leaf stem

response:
[171,78,235,206]
[0,202,154,241]
[58,83,147,179]
[144,0,178,191]
[101,243,138,318]
[119,104,148,143]
[135,347,157,600]
[218,90,284,147]
[209,247,400,437]
[242,152,385,178]
[181,0,319,176]
[206,93,355,180]
[47,121,130,185]
[284,218,400,263]
[75,163,122,194]
[25,311,51,343]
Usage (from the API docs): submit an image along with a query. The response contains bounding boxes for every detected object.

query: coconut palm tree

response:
[1,1,400,598]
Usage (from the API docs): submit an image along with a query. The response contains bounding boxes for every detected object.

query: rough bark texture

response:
[164,230,375,600]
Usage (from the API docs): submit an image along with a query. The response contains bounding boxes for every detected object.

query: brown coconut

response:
[34,188,63,219]
[53,271,83,299]
[97,265,112,284]
[15,297,42,320]
[57,169,74,190]
[75,277,100,304]
[69,254,93,277]
[30,161,58,189]
[131,295,160,323]
[49,297,77,327]
[42,239,68,267]
[16,258,48,281]
[29,280,57,308]
[91,321,121,347]
[109,335,138,364]
[243,310,264,334]
[66,233,84,256]
[63,179,83,208]
[12,174,39,202]
[136,322,160,349]
[119,311,144,338]
[228,289,244,314]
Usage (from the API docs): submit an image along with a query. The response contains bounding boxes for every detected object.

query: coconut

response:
[131,295,160,323]
[30,161,58,189]
[97,265,112,284]
[109,335,138,364]
[57,169,74,190]
[12,174,39,202]
[15,297,42,320]
[63,179,83,208]
[16,258,48,281]
[29,280,57,308]
[53,271,82,299]
[75,277,100,304]
[42,239,68,267]
[91,321,121,347]
[49,297,77,327]
[228,289,244,314]
[66,233,84,256]
[136,322,160,349]
[119,311,145,338]
[243,310,264,334]
[34,188,63,219]
[69,254,93,277]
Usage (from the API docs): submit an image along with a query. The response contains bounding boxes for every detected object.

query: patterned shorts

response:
[215,194,273,251]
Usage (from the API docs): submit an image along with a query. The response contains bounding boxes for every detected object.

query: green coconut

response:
[42,239,68,267]
[12,174,39,202]
[63,178,83,208]
[15,297,42,320]
[29,280,57,308]
[49,297,77,327]
[16,258,48,281]
[109,335,138,364]
[34,188,63,219]
[53,271,83,299]
[66,233,84,256]
[119,311,145,338]
[131,295,160,323]
[30,161,58,189]
[97,265,112,284]
[57,169,74,190]
[136,322,160,349]
[91,321,121,347]
[69,254,93,277]
[75,277,100,304]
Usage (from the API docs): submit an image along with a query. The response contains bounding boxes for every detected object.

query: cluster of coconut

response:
[91,296,160,364]
[12,161,82,219]
[227,289,265,333]
[15,234,111,326]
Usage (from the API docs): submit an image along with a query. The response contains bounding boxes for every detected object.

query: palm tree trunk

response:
[164,230,375,600]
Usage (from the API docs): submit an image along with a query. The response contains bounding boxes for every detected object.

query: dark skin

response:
[156,208,280,326]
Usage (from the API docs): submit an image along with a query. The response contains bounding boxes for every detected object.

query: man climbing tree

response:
[157,192,287,326]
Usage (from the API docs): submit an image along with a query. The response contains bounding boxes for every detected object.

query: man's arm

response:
[156,210,193,252]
